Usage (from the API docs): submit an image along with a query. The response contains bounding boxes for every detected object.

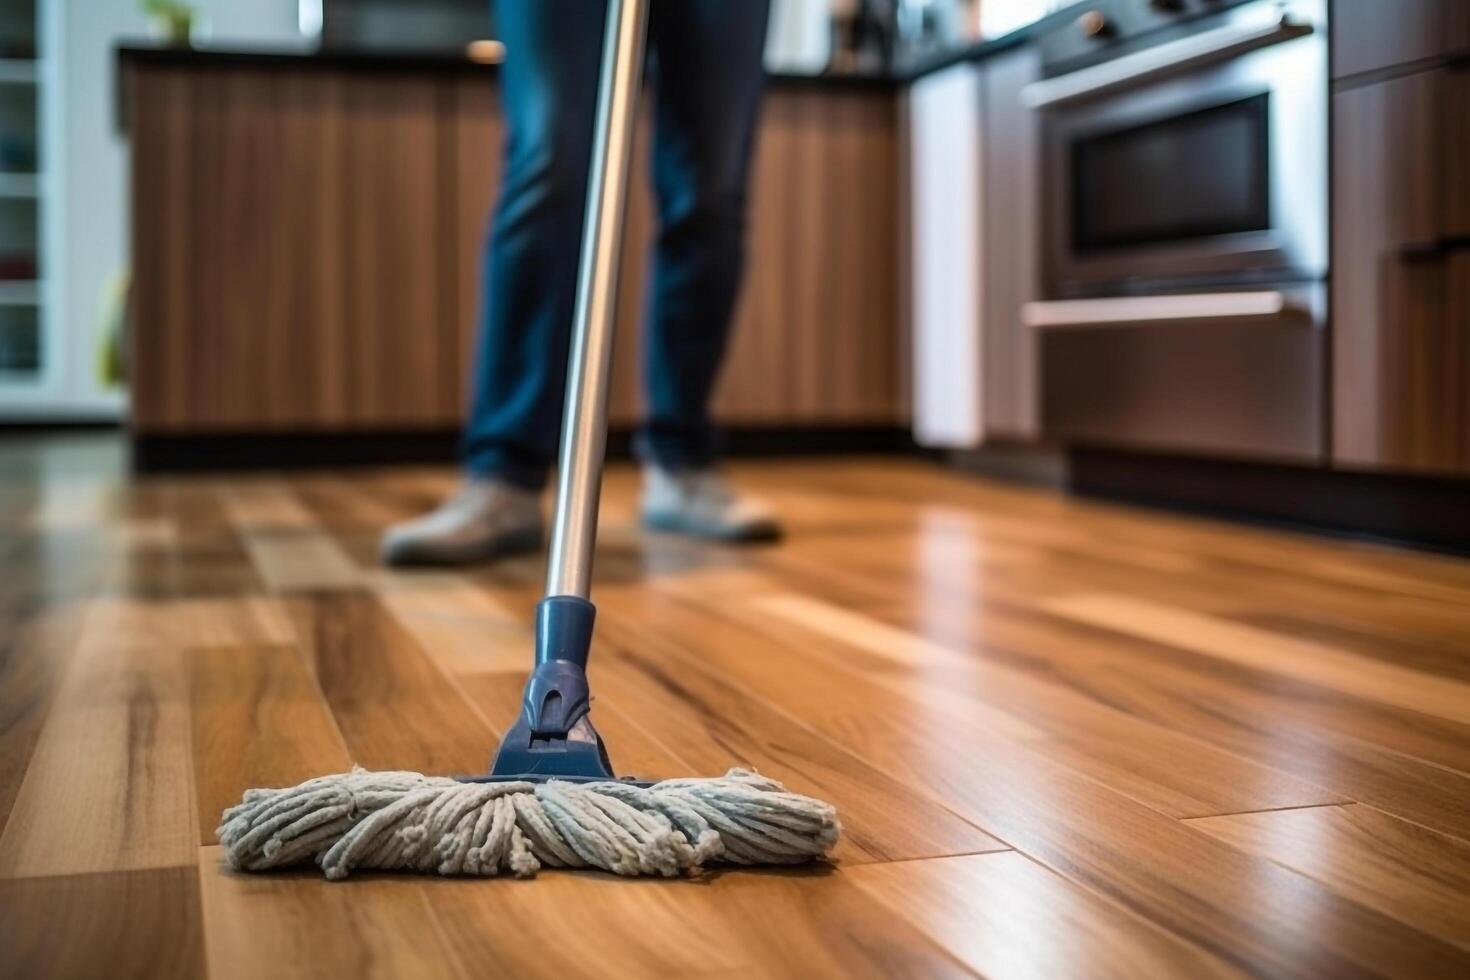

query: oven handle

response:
[1022,292,1304,329]
[1022,15,1314,109]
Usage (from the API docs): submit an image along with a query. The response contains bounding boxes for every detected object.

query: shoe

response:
[380,478,543,567]
[640,465,782,542]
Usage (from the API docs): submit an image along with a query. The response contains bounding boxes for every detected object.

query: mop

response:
[217,0,840,880]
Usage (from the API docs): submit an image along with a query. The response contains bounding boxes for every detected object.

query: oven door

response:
[1034,0,1325,296]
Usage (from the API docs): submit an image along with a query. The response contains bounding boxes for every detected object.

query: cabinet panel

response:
[340,74,456,426]
[1374,255,1470,470]
[980,47,1042,440]
[130,68,456,431]
[131,68,377,430]
[129,69,189,428]
[1331,0,1470,79]
[131,68,906,438]
[1442,66,1470,239]
[909,47,1044,448]
[738,88,903,424]
[450,79,503,413]
[908,64,983,448]
[1332,69,1470,474]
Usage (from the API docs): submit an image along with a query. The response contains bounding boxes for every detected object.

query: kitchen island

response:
[119,45,909,466]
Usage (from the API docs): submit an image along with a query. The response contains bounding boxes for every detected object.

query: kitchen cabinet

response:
[341,75,461,427]
[1444,66,1470,241]
[1332,65,1470,474]
[908,47,1040,449]
[1331,0,1470,79]
[130,69,458,430]
[908,62,983,448]
[979,46,1042,441]
[125,54,908,448]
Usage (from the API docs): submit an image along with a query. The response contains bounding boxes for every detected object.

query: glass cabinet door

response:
[0,0,43,386]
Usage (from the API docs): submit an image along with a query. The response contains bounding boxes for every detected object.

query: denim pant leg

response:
[635,0,772,470]
[462,1,605,489]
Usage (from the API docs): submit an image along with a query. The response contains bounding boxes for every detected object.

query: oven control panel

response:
[1038,0,1257,75]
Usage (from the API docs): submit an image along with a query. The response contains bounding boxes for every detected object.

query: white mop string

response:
[217,767,839,880]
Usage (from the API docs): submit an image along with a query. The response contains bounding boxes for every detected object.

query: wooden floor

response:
[3,435,1470,979]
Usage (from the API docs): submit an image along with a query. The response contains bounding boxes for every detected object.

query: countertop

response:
[116,23,1040,92]
[117,1,1272,91]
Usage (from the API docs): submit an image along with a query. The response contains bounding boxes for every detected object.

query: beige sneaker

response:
[640,466,781,542]
[380,478,543,567]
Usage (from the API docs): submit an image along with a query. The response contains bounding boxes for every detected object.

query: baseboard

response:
[131,428,463,472]
[948,442,1068,490]
[131,424,921,473]
[1069,448,1470,556]
[610,425,923,459]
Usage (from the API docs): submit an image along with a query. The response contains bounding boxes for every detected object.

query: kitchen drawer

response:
[1036,286,1325,461]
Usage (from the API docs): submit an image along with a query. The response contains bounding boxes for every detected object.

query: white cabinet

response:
[908,46,1041,448]
[0,0,305,419]
[909,62,985,448]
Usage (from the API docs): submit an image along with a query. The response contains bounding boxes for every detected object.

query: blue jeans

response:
[463,0,772,489]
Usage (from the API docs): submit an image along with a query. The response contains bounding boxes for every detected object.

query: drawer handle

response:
[1398,236,1470,260]
[1023,291,1299,329]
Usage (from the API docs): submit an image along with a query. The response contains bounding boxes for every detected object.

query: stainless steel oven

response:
[1024,0,1329,461]
[1033,0,1325,295]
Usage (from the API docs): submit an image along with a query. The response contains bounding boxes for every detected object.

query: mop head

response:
[218,767,840,879]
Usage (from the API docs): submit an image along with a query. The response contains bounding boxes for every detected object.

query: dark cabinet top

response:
[116,20,1047,92]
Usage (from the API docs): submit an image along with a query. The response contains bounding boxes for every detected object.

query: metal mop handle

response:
[545,0,650,600]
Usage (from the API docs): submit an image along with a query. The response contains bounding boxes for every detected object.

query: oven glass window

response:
[1071,94,1270,253]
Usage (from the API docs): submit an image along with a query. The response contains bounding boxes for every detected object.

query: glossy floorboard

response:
[2,436,1469,978]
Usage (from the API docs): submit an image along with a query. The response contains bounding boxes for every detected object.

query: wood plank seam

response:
[747,591,1345,821]
[1185,802,1470,951]
[371,572,1008,865]
[848,849,1249,979]
[593,611,1013,859]
[1042,593,1470,726]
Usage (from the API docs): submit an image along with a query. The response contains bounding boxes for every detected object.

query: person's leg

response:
[461,0,606,490]
[382,1,605,566]
[637,0,772,470]
[634,0,778,543]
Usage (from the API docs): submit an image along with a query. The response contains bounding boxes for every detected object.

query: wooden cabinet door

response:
[717,87,906,426]
[132,67,352,431]
[130,67,459,432]
[1362,252,1470,472]
[1331,0,1470,79]
[450,78,504,416]
[338,74,458,427]
[1332,68,1470,474]
[132,68,905,437]
[1442,65,1470,240]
